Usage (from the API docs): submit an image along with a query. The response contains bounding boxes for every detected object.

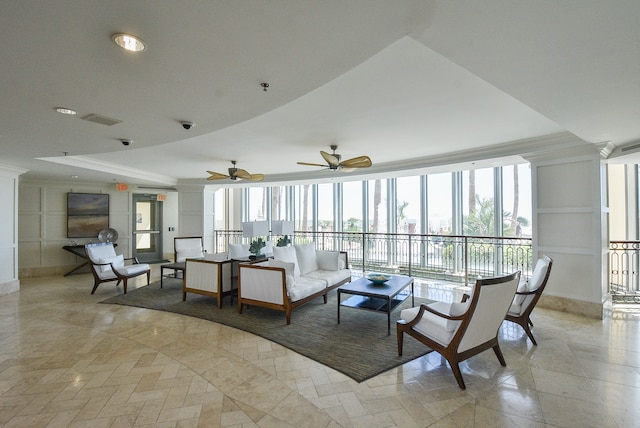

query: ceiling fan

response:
[207,160,264,181]
[297,145,372,172]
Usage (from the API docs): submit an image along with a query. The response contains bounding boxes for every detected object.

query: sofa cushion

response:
[295,244,319,275]
[229,243,251,259]
[316,250,339,271]
[304,269,351,287]
[273,246,300,277]
[268,259,295,277]
[99,254,124,272]
[288,276,327,302]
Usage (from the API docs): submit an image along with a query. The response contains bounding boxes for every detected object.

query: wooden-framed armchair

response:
[505,255,553,345]
[85,243,150,294]
[397,271,520,390]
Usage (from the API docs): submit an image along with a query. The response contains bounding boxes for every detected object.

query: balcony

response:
[214,230,534,286]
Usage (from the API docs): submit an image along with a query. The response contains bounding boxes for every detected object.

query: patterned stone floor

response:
[1,266,639,427]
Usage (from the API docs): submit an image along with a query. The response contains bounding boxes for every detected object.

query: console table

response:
[62,244,117,276]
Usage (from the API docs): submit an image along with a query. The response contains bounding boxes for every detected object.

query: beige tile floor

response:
[1,267,639,427]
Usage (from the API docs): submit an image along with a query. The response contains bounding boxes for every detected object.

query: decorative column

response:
[524,142,614,319]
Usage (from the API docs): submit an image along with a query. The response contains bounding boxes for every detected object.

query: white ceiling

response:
[2,1,639,187]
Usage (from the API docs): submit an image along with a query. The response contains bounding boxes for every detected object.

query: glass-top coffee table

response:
[337,274,414,335]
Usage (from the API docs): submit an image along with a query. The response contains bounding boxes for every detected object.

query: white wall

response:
[18,181,178,276]
[0,165,24,295]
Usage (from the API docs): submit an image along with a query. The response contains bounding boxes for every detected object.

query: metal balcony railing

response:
[610,241,640,303]
[213,230,533,286]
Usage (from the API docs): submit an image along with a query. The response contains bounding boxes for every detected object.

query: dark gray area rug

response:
[100,279,433,382]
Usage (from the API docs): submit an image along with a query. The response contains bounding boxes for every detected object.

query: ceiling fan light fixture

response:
[112,33,146,52]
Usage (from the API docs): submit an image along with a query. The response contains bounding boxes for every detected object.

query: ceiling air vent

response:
[81,113,122,126]
[621,142,640,152]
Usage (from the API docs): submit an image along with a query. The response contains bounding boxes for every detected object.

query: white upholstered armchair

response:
[505,255,553,345]
[85,243,150,294]
[397,271,520,389]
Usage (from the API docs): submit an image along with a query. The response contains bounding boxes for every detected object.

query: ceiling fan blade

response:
[245,173,264,181]
[234,168,251,179]
[341,155,372,168]
[321,150,340,166]
[206,171,230,180]
[297,161,327,167]
[340,167,357,173]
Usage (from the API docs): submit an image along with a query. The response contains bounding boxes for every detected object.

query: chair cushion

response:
[176,246,204,263]
[229,243,251,259]
[400,302,463,346]
[273,246,301,277]
[99,254,124,273]
[115,263,150,277]
[316,250,339,271]
[295,244,319,275]
[513,277,529,305]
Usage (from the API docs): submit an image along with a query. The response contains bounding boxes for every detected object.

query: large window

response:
[427,173,452,234]
[396,176,421,234]
[342,181,363,232]
[317,183,334,231]
[271,186,285,221]
[214,189,225,230]
[240,163,531,239]
[247,187,267,221]
[463,168,495,236]
[503,164,531,237]
[368,179,387,233]
[294,184,313,231]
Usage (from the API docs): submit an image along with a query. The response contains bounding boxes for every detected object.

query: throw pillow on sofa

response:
[268,259,296,291]
[316,250,339,271]
[273,245,301,277]
[295,243,319,275]
[229,243,251,259]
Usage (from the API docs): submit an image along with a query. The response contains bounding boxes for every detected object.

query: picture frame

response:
[67,193,109,238]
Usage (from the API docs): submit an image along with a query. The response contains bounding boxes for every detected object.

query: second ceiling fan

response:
[297,145,372,172]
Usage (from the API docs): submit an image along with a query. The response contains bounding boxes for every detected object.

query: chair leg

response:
[521,321,538,346]
[123,279,128,294]
[449,360,466,390]
[91,280,100,294]
[493,344,507,366]
[397,326,404,356]
[146,271,150,285]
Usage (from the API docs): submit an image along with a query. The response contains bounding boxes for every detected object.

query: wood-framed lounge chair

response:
[85,242,150,294]
[505,255,553,345]
[397,271,520,389]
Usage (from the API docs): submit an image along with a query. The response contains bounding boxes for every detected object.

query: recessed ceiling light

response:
[55,107,77,115]
[112,33,146,52]
[71,175,79,179]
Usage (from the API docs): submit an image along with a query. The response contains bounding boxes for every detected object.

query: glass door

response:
[132,194,163,263]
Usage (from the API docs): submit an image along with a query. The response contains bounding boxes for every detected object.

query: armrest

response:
[239,263,288,305]
[401,303,466,328]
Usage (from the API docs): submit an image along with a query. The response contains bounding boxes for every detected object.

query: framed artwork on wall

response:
[67,193,109,238]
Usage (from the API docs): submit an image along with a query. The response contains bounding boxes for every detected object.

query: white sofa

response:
[238,243,351,324]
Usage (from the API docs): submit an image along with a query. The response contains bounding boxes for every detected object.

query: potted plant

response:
[276,235,291,247]
[249,237,266,259]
